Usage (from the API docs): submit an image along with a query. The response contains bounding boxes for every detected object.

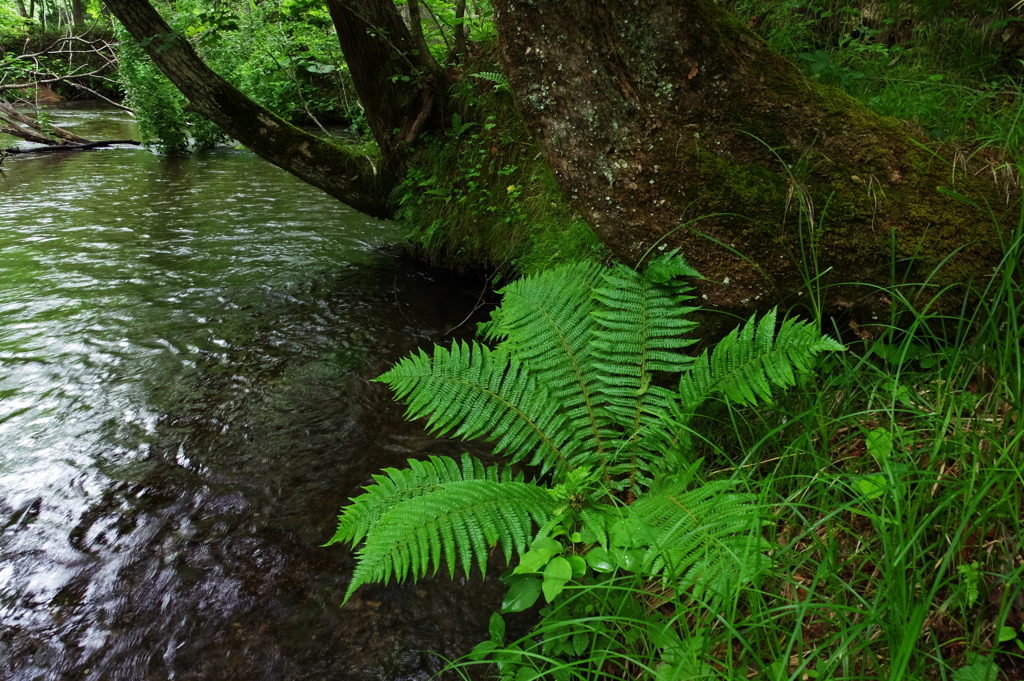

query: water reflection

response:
[1,106,501,680]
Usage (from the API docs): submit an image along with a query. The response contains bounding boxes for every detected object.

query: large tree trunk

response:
[492,0,1012,317]
[102,0,395,218]
[70,0,84,26]
[325,0,448,172]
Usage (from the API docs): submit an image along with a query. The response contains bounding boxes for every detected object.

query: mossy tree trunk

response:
[103,0,395,218]
[493,0,1013,316]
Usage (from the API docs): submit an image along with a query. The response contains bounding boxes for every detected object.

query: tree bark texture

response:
[493,0,1013,316]
[102,0,395,218]
[325,0,447,169]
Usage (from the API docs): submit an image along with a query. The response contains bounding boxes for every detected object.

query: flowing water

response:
[0,104,504,680]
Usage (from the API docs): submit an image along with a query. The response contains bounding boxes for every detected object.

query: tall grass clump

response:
[654,185,1022,679]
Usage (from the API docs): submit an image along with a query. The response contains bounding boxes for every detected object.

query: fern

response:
[590,254,700,477]
[482,261,607,460]
[470,70,510,91]
[338,456,554,602]
[449,111,476,139]
[628,463,766,596]
[328,453,498,548]
[334,251,843,612]
[375,340,573,471]
[679,308,845,412]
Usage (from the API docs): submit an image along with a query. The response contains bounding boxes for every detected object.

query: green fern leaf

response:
[629,463,765,596]
[376,340,573,470]
[344,477,555,602]
[592,252,699,440]
[679,309,844,412]
[450,112,475,138]
[482,261,607,460]
[327,453,505,548]
[470,70,510,91]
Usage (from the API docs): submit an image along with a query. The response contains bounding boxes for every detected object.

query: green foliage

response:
[377,340,575,470]
[331,252,842,678]
[329,454,554,600]
[953,657,1000,681]
[115,0,351,150]
[0,1,28,39]
[680,308,844,411]
[115,25,198,152]
[470,70,510,91]
[395,51,606,275]
[726,0,1024,147]
[625,464,767,591]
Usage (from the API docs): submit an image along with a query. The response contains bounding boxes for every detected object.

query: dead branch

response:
[0,31,120,100]
[0,100,92,144]
[0,122,58,145]
[3,139,141,153]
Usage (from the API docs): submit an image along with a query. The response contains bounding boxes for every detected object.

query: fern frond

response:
[450,112,475,139]
[592,252,699,441]
[375,341,573,470]
[629,464,764,596]
[470,70,510,91]
[679,309,844,412]
[327,453,507,548]
[344,477,554,602]
[482,262,608,457]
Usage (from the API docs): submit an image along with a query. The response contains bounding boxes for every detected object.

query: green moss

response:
[394,54,607,276]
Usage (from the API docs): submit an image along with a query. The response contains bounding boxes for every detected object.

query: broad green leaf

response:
[609,517,655,548]
[866,428,893,461]
[542,556,573,602]
[953,658,999,681]
[514,535,564,573]
[572,631,590,656]
[514,548,554,574]
[567,554,587,576]
[532,536,563,554]
[611,545,644,571]
[489,612,506,642]
[855,474,887,500]
[469,639,497,660]
[502,576,542,612]
[585,547,615,573]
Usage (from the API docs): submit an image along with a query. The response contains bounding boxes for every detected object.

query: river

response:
[0,103,503,680]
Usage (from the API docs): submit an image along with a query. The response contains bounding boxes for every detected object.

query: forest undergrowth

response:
[425,181,1024,681]
[331,4,1024,679]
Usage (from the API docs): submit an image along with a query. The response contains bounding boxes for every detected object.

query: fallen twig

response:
[3,140,141,153]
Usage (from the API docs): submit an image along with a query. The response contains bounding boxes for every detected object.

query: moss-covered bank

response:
[393,54,607,276]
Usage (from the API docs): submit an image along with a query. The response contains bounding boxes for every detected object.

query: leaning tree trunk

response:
[493,0,1014,318]
[102,0,395,218]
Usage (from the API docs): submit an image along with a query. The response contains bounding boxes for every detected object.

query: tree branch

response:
[0,100,91,143]
[407,0,451,89]
[447,0,467,66]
